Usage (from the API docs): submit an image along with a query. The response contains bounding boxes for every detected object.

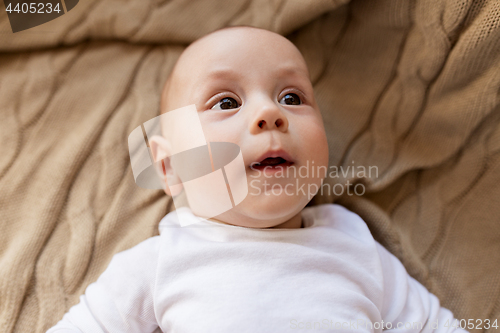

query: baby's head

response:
[150,26,329,229]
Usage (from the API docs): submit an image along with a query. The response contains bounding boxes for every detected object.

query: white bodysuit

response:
[47,204,467,333]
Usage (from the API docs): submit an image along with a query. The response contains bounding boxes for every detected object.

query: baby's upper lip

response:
[252,149,294,166]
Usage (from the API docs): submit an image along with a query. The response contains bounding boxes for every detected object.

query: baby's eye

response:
[211,97,240,110]
[279,93,301,105]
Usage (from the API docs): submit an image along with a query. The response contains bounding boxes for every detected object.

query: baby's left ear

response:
[148,135,183,196]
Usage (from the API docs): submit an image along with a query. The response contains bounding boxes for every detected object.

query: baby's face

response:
[162,28,329,228]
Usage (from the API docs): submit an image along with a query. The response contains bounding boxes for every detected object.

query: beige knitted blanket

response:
[1,0,499,332]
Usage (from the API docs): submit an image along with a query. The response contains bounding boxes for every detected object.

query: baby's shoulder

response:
[108,235,162,270]
[96,235,162,287]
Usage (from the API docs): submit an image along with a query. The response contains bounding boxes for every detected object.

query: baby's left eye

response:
[279,93,301,105]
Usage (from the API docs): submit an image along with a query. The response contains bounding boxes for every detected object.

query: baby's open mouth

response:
[252,157,294,170]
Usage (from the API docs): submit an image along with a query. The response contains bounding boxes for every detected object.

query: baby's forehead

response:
[177,28,306,72]
[162,27,309,111]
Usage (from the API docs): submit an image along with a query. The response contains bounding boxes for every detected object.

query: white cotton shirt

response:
[47,204,467,333]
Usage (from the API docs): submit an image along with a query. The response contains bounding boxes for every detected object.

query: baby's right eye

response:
[211,97,240,110]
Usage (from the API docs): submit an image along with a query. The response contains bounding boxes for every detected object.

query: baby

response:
[47,27,467,333]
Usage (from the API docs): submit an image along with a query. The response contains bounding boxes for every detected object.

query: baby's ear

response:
[148,135,183,196]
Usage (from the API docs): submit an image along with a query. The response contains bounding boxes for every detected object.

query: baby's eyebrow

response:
[205,68,240,80]
[204,65,307,81]
[276,64,309,78]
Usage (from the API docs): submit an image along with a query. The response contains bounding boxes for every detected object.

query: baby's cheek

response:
[303,124,329,163]
[201,123,239,144]
[208,133,241,146]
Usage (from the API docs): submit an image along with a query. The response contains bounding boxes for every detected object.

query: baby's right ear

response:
[148,135,183,196]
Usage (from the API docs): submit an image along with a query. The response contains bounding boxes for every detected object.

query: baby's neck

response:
[206,211,303,229]
[269,212,303,229]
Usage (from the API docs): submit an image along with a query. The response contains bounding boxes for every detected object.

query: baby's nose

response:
[257,118,285,129]
[250,104,289,134]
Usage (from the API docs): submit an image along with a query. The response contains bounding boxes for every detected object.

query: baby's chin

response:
[225,193,308,228]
